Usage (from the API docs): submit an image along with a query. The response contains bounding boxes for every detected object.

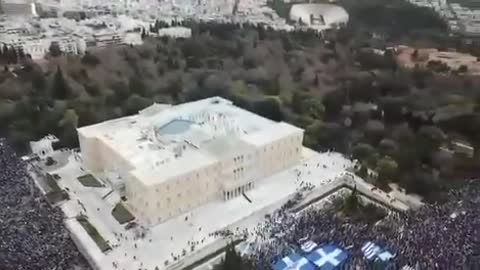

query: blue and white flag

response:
[306,244,348,270]
[301,240,318,253]
[362,241,396,262]
[377,250,395,262]
[361,241,382,260]
[272,253,316,270]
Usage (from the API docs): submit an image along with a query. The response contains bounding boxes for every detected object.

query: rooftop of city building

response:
[77,97,304,185]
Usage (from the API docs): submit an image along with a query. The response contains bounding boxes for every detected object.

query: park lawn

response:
[111,203,135,224]
[76,216,111,252]
[77,174,104,187]
[44,173,69,204]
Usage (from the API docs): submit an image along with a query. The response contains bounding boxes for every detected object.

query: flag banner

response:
[301,240,318,253]
[362,241,381,260]
[377,250,395,262]
[273,252,316,270]
[306,244,348,270]
[361,241,395,262]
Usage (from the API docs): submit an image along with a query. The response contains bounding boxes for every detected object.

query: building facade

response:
[1,35,85,60]
[77,97,304,226]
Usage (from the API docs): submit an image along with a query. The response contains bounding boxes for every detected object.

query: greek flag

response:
[362,241,396,262]
[377,250,395,262]
[306,244,348,270]
[361,241,381,260]
[301,240,318,253]
[272,253,316,270]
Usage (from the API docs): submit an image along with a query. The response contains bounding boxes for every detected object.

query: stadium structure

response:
[77,97,304,226]
[289,3,349,31]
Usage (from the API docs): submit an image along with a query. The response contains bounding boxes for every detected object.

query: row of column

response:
[224,182,255,201]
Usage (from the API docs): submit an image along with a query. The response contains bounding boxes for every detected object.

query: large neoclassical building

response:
[77,97,304,225]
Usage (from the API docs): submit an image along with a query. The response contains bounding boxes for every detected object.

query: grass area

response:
[44,173,69,204]
[45,190,69,204]
[45,173,62,192]
[45,156,57,166]
[182,239,244,270]
[76,215,111,252]
[77,174,104,187]
[111,203,135,224]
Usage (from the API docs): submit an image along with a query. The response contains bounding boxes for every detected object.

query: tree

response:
[49,42,62,57]
[8,46,18,64]
[124,94,152,115]
[364,120,385,144]
[58,109,79,128]
[376,156,398,183]
[352,143,375,161]
[252,97,284,122]
[303,97,325,119]
[458,64,468,74]
[356,163,369,179]
[343,187,359,214]
[214,242,249,270]
[57,109,79,148]
[17,47,25,61]
[81,52,100,66]
[52,66,70,100]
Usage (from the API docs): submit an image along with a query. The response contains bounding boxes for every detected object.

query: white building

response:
[91,31,124,47]
[289,3,349,31]
[1,35,85,60]
[155,26,192,38]
[30,134,59,159]
[0,0,35,16]
[77,97,304,226]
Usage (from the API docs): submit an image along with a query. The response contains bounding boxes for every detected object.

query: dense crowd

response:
[0,139,89,270]
[245,182,480,269]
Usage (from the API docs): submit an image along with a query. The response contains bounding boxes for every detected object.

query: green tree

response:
[343,187,359,214]
[304,98,325,119]
[252,97,284,122]
[214,242,249,270]
[356,163,369,179]
[49,42,62,57]
[458,64,468,74]
[376,156,398,183]
[352,143,375,161]
[52,66,70,100]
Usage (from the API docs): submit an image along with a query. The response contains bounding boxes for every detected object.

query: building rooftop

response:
[78,97,303,186]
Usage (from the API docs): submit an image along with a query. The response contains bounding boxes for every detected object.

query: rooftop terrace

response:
[78,97,303,185]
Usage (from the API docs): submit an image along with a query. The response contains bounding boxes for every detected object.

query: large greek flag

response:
[272,253,316,270]
[306,244,348,270]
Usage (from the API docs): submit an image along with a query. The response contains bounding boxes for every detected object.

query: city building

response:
[155,26,192,38]
[1,35,85,60]
[77,97,304,225]
[30,134,59,159]
[0,0,36,16]
[289,3,349,31]
[91,31,124,47]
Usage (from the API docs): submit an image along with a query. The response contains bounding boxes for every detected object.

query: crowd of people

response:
[244,181,480,269]
[0,139,89,270]
[2,134,480,270]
